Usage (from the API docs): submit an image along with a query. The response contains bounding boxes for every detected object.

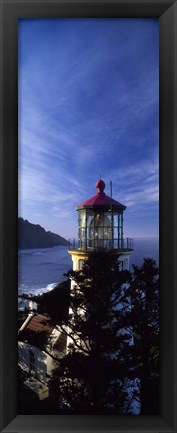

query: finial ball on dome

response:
[96,179,105,192]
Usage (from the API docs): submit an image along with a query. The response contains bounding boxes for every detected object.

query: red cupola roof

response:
[76,179,126,211]
[96,179,105,192]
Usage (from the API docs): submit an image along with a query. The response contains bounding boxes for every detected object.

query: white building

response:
[18,313,67,400]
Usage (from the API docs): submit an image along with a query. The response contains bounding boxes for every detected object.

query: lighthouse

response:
[68,179,134,275]
[66,178,134,351]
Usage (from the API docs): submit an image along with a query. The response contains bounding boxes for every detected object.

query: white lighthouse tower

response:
[68,178,134,275]
[66,178,134,351]
[65,180,139,413]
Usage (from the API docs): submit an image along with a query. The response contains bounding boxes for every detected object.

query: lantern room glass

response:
[78,209,123,250]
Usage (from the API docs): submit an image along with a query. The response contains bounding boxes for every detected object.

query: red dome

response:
[96,179,105,192]
[76,179,126,211]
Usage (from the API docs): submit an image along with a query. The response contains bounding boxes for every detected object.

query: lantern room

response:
[75,179,133,252]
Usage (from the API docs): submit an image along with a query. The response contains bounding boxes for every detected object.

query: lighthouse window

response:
[77,207,127,251]
[87,212,94,227]
[113,227,118,239]
[104,228,107,236]
[79,212,86,227]
[104,212,111,225]
[87,227,94,237]
[113,213,119,226]
[80,228,85,238]
[96,227,104,238]
[113,239,118,249]
[94,214,104,225]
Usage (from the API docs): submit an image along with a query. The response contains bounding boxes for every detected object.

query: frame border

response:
[1,1,177,432]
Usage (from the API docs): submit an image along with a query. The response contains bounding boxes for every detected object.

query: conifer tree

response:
[48,255,159,415]
[59,250,132,414]
[122,258,159,414]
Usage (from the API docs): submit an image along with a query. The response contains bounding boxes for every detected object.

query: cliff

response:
[18,218,68,249]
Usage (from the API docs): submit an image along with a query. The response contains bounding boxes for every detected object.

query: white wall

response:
[18,329,65,383]
[18,342,54,383]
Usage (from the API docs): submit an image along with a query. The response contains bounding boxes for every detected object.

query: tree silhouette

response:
[122,258,159,414]
[19,253,159,415]
[58,250,132,414]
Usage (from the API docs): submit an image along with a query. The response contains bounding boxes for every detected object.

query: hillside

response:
[18,218,68,249]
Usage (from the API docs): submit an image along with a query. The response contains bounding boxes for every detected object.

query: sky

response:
[18,18,159,239]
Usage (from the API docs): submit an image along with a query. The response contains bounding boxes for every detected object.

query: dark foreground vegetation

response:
[19,251,159,415]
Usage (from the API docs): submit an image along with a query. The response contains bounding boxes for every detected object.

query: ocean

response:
[18,238,159,301]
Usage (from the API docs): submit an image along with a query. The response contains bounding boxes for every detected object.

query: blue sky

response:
[18,18,159,239]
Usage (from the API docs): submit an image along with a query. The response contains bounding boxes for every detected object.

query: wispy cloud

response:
[18,18,159,238]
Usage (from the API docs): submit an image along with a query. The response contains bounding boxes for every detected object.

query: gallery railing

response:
[68,237,134,252]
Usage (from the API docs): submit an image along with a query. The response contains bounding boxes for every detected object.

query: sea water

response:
[130,237,159,268]
[18,245,72,297]
[18,238,159,299]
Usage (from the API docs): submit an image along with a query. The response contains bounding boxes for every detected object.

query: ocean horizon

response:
[18,237,159,303]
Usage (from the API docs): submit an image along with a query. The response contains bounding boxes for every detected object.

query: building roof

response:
[18,314,67,354]
[21,314,55,337]
[76,179,126,211]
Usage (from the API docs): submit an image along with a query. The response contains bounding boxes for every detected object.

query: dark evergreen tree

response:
[35,254,159,415]
[122,258,159,414]
[59,250,132,414]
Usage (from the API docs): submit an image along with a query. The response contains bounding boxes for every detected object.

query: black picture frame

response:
[0,0,177,432]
